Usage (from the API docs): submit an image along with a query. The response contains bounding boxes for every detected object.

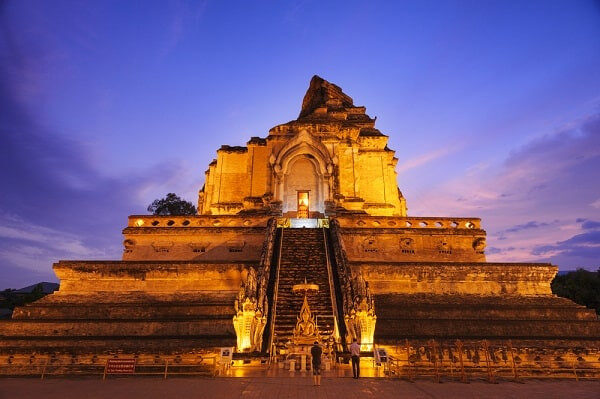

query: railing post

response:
[572,362,579,382]
[507,340,520,382]
[405,339,414,382]
[428,339,440,383]
[164,359,169,379]
[455,340,467,383]
[482,340,496,384]
[40,358,48,380]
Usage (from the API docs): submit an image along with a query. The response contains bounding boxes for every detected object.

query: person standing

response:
[311,341,323,386]
[349,338,361,378]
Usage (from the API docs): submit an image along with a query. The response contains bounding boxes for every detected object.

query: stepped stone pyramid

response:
[1,76,598,364]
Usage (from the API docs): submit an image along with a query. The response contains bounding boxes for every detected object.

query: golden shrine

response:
[292,295,320,345]
[1,76,599,374]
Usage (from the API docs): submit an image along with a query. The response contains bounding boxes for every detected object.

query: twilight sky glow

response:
[1,0,599,288]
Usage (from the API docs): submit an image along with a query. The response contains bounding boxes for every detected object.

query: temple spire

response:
[299,75,355,118]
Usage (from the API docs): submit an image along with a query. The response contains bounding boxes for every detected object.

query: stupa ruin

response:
[1,76,599,371]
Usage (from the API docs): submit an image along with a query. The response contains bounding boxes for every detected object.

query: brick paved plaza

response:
[1,376,599,399]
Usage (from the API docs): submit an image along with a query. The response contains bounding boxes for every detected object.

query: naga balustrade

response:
[384,339,600,382]
[0,354,217,378]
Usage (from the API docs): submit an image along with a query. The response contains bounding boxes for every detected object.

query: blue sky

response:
[1,0,599,287]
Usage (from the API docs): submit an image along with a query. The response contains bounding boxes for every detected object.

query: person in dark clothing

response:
[349,338,361,378]
[310,341,322,386]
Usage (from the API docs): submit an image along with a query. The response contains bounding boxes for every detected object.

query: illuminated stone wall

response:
[1,260,248,352]
[52,261,247,294]
[121,215,269,261]
[198,76,408,217]
[336,216,486,263]
[353,262,556,296]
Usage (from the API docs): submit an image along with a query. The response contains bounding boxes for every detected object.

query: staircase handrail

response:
[266,228,284,354]
[322,227,342,343]
[257,218,277,309]
[329,219,354,316]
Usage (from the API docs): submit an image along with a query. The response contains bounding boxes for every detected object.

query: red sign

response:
[105,358,136,374]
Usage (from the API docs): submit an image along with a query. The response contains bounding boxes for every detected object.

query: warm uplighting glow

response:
[240,335,252,352]
[298,192,309,207]
[135,219,144,227]
[361,341,374,352]
[297,192,309,218]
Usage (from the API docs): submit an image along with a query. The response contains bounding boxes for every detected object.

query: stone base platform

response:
[0,260,249,354]
[375,293,600,347]
[1,258,599,356]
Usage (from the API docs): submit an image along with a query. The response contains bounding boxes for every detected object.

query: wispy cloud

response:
[0,24,198,288]
[396,145,460,174]
[502,220,554,234]
[0,213,108,258]
[409,111,600,269]
[532,221,600,266]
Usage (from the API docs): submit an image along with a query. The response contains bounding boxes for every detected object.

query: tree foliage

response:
[0,283,49,318]
[147,193,197,216]
[551,268,600,315]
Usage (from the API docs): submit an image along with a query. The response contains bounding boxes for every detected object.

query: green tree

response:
[147,193,197,216]
[551,268,600,315]
[23,283,46,304]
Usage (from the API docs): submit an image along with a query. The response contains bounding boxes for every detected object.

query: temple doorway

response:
[281,155,323,216]
[297,191,309,218]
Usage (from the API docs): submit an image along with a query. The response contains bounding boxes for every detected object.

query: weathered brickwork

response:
[122,215,269,261]
[1,76,598,366]
[198,76,407,217]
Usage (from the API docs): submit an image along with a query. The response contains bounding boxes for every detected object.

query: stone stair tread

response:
[272,228,336,343]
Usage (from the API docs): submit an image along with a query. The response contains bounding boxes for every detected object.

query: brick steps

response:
[12,304,234,319]
[375,293,600,344]
[272,228,335,344]
[374,293,599,321]
[0,319,235,337]
[0,336,235,353]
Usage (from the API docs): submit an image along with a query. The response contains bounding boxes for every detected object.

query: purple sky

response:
[1,0,599,288]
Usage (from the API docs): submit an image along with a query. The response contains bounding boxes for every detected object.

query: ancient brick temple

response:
[2,76,599,362]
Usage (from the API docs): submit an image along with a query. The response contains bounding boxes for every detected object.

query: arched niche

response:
[282,154,323,214]
[273,130,332,216]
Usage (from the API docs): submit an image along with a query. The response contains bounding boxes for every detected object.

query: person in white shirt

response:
[349,338,361,378]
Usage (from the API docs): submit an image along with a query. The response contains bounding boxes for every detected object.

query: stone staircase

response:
[272,228,336,346]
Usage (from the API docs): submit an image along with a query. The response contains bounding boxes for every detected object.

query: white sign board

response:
[219,347,234,363]
[374,348,388,363]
